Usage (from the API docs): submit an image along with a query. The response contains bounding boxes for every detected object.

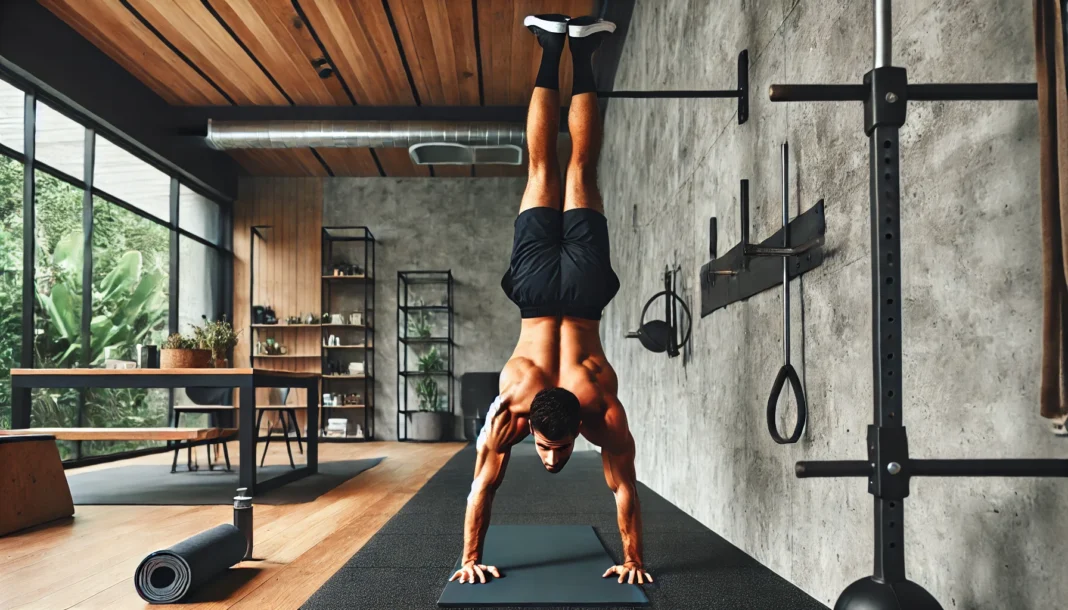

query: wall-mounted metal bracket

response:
[699,181,826,317]
[600,50,749,125]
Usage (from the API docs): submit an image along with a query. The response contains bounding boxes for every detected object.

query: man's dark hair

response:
[529,388,581,441]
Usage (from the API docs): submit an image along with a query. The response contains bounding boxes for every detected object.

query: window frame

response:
[0,72,234,464]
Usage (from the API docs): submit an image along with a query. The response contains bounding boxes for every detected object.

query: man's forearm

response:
[463,484,496,563]
[614,483,644,565]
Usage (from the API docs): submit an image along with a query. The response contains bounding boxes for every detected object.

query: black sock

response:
[570,43,597,95]
[535,40,564,90]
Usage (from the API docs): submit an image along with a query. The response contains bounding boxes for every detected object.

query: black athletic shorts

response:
[501,207,620,321]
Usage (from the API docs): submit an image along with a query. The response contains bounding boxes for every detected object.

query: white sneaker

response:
[523,14,569,35]
[568,18,616,38]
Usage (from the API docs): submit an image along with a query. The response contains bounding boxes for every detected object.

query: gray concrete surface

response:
[590,1,1064,608]
[324,178,523,441]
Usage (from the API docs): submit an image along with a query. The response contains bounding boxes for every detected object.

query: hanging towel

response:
[1033,0,1068,419]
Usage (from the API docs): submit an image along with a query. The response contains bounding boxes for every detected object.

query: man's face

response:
[531,428,575,473]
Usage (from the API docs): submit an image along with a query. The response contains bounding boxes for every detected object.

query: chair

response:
[256,388,304,469]
[171,387,234,473]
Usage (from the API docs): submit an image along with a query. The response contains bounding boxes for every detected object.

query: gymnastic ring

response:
[766,363,807,444]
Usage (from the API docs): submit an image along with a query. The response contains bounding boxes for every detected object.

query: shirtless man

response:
[449,14,651,587]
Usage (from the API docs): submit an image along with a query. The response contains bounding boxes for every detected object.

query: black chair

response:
[461,372,501,441]
[171,387,234,473]
[256,388,304,469]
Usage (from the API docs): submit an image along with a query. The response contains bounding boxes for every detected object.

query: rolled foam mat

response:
[134,524,247,604]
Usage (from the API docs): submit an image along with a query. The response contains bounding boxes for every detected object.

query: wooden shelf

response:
[253,354,319,359]
[322,404,367,409]
[322,324,370,328]
[252,324,319,329]
[324,374,369,379]
[323,344,373,349]
[322,275,373,280]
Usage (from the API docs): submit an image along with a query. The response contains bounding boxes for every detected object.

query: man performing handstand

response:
[449,14,651,587]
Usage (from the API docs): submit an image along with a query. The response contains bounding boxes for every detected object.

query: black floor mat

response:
[67,458,383,505]
[302,445,826,610]
[438,525,649,607]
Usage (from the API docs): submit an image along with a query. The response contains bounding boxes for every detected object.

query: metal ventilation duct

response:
[204,119,526,150]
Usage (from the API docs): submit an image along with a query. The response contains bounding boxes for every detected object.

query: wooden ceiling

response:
[38,0,597,178]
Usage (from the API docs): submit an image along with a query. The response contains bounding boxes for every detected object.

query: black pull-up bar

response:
[599,50,750,124]
[797,459,1068,478]
[769,82,1037,103]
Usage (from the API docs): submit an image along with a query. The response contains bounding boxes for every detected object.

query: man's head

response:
[528,388,581,473]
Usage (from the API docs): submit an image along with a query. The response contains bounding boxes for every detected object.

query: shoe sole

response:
[524,15,568,34]
[569,20,616,37]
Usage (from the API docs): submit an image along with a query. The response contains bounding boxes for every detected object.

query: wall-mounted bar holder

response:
[699,182,826,318]
[599,50,749,124]
[768,1,1051,608]
[627,266,692,358]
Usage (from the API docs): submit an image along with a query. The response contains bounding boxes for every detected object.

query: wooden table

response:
[10,368,320,496]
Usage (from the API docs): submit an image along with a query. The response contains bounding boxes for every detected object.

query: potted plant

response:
[196,315,240,368]
[409,346,451,441]
[160,333,211,368]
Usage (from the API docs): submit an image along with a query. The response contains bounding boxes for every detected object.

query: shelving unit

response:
[320,227,376,442]
[397,271,455,441]
[249,226,322,362]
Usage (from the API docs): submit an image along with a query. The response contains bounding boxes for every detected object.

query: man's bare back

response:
[495,317,625,453]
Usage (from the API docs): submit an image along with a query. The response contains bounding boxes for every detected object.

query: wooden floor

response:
[0,440,467,610]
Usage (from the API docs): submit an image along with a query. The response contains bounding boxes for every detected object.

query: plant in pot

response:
[160,333,212,368]
[409,346,451,441]
[196,315,240,368]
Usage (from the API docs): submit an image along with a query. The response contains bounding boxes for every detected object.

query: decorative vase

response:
[409,411,452,441]
[160,348,212,368]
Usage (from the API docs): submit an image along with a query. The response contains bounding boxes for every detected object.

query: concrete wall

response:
[594,1,1063,608]
[324,178,524,441]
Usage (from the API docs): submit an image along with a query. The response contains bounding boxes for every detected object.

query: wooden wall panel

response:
[206,0,351,105]
[301,0,416,105]
[234,177,323,414]
[477,0,597,106]
[38,0,226,105]
[126,0,288,105]
[387,0,480,106]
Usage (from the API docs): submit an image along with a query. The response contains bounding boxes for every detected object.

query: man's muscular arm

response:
[600,396,652,584]
[451,399,523,584]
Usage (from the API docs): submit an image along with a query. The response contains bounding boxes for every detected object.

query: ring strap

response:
[766,363,807,444]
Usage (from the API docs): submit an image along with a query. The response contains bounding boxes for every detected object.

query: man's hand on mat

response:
[450,561,501,584]
[602,562,653,585]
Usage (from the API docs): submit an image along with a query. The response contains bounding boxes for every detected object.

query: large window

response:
[0,75,232,463]
[0,155,22,430]
[95,136,170,221]
[0,79,22,153]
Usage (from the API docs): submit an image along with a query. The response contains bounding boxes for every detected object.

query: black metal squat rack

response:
[769,1,1065,608]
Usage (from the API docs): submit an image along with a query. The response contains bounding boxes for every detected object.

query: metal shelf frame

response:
[320,226,376,442]
[396,270,455,441]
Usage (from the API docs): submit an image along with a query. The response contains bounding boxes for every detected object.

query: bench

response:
[0,428,239,474]
[0,435,74,536]
[0,427,236,441]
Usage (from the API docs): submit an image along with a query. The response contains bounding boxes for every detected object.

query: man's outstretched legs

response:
[519,15,568,214]
[564,17,614,215]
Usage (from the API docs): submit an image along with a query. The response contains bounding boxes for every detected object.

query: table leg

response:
[12,386,30,428]
[305,380,316,474]
[238,382,257,494]
[306,378,319,475]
